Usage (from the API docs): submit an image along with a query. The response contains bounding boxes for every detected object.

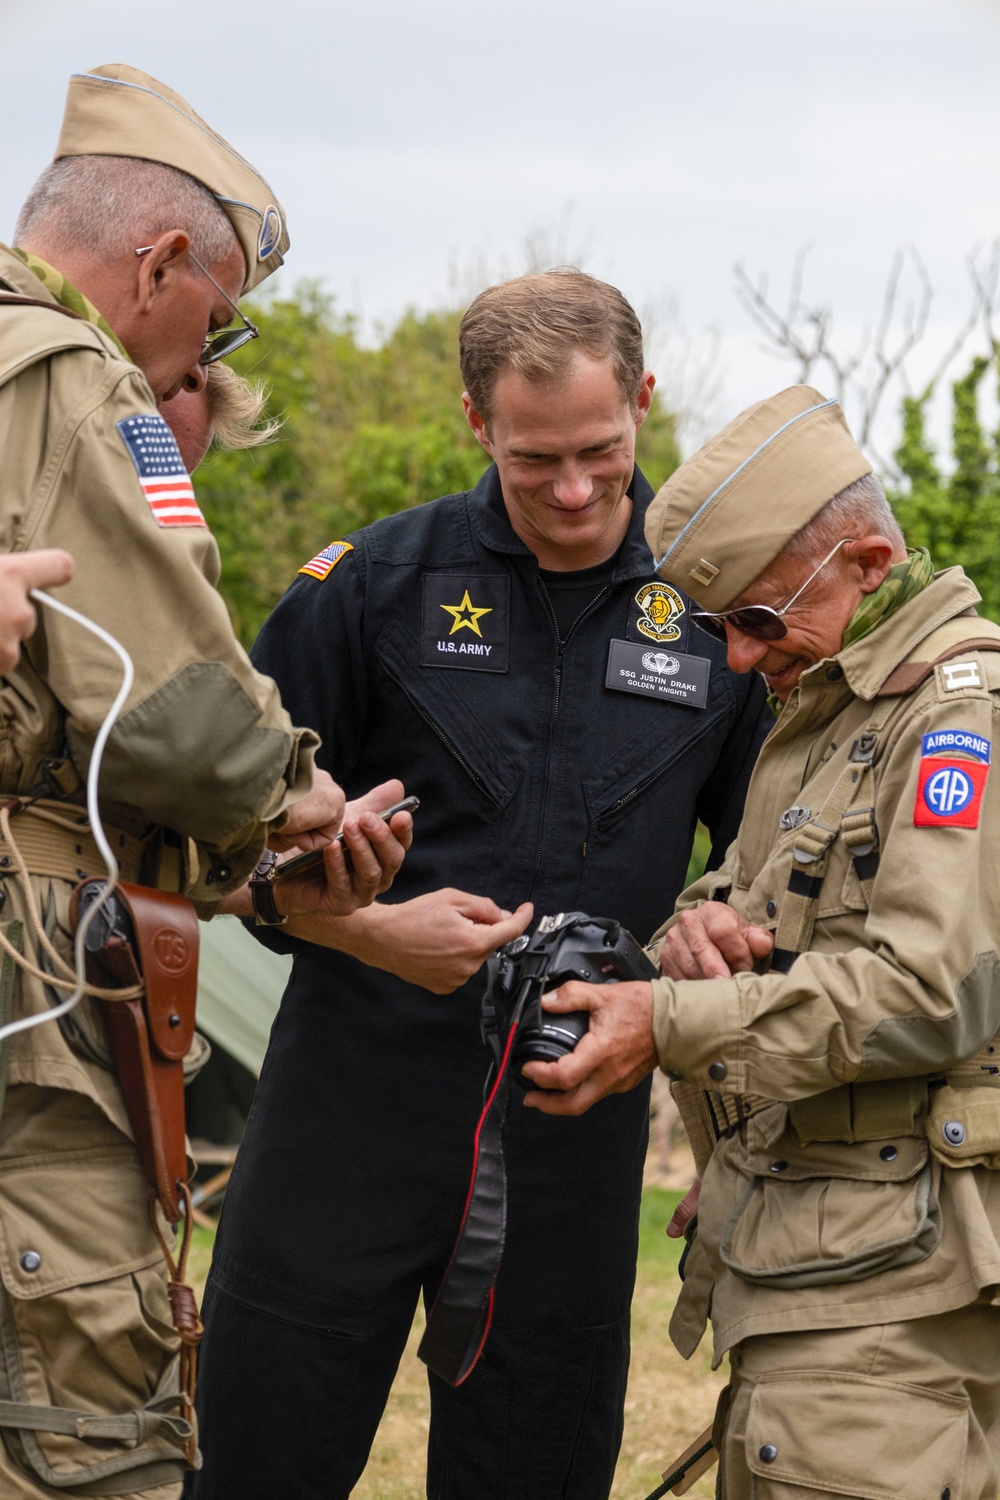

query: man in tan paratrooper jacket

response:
[0,66,412,1499]
[522,386,1000,1498]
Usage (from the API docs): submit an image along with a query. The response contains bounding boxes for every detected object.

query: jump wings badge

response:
[634,582,684,643]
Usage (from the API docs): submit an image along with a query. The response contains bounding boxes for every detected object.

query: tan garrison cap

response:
[644,385,872,610]
[55,64,288,294]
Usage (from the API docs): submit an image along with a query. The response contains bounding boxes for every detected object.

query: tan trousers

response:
[0,1086,183,1499]
[716,1303,1000,1499]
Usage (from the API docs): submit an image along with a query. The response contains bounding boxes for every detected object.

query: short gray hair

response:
[15,155,238,269]
[784,472,906,562]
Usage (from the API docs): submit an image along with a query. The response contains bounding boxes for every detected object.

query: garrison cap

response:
[55,64,288,294]
[644,385,873,610]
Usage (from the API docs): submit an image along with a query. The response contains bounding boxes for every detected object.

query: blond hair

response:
[206,362,281,450]
[459,268,645,426]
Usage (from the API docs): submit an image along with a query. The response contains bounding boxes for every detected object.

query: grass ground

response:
[188,1183,724,1500]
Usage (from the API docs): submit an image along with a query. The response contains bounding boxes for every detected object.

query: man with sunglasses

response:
[523,383,1000,1497]
[0,66,411,1500]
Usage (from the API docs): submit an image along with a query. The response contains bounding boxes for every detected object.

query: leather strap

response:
[877,635,1000,696]
[249,849,286,926]
[0,293,85,321]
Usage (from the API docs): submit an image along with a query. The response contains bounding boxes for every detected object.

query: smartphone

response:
[272,795,420,884]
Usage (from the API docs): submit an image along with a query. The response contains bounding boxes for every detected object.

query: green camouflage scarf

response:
[11,247,130,359]
[840,546,934,649]
[766,546,934,715]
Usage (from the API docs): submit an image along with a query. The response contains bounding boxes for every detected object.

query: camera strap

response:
[418,972,532,1387]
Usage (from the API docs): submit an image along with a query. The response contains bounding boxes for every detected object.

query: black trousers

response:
[185,983,649,1500]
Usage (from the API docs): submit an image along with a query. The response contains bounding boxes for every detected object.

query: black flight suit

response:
[189,465,771,1500]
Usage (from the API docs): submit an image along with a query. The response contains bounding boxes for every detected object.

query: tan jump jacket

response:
[652,569,1000,1366]
[0,245,317,1496]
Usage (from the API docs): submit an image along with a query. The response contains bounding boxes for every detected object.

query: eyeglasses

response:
[135,244,259,364]
[690,537,856,644]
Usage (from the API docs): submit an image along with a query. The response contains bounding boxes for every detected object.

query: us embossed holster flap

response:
[70,880,199,1225]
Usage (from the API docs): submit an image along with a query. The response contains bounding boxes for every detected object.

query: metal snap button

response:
[769,1160,788,1174]
[766,900,777,918]
[708,1062,727,1082]
[942,1488,952,1500]
[825,664,843,681]
[20,1251,42,1273]
[879,1145,898,1162]
[942,1121,966,1146]
[759,1444,778,1463]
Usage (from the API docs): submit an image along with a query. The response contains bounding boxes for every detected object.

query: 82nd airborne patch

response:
[633,582,685,643]
[914,754,989,829]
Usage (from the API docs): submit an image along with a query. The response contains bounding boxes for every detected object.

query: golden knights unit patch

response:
[298,541,354,580]
[634,582,685,643]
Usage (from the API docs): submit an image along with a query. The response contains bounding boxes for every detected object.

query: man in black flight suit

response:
[190,269,772,1500]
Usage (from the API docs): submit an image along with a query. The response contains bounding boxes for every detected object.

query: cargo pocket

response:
[745,1371,967,1499]
[0,1142,192,1492]
[720,1133,941,1289]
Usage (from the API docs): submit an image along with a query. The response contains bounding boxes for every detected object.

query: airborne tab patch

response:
[921,729,991,764]
[298,541,353,580]
[116,414,206,528]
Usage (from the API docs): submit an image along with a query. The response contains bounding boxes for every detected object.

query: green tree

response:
[196,285,681,646]
[890,351,1000,623]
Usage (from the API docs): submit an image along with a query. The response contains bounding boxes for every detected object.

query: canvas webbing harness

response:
[703,629,1000,1146]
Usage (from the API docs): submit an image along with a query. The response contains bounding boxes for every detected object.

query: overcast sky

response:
[3,0,999,458]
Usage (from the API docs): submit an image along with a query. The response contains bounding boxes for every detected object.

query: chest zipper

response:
[530,581,613,888]
[407,695,489,795]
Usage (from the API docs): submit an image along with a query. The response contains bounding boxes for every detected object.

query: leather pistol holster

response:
[71,880,199,1224]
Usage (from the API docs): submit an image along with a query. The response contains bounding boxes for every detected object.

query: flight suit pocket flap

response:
[746,1371,967,1499]
[720,1154,941,1288]
[375,616,520,805]
[0,1146,162,1299]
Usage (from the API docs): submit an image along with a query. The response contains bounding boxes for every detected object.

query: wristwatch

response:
[249,848,287,927]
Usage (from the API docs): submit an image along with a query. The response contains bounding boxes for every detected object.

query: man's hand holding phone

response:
[218,780,415,922]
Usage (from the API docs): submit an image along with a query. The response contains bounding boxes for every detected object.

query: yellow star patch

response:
[440,589,493,637]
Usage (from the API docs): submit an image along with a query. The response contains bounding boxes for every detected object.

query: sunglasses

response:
[135,245,259,364]
[691,537,856,644]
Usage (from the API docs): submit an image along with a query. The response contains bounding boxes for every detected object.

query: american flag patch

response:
[116,414,206,528]
[298,541,353,580]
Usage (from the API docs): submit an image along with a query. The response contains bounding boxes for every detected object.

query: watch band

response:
[249,848,287,927]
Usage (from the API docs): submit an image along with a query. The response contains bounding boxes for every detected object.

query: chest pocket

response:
[373,616,521,811]
[581,673,732,829]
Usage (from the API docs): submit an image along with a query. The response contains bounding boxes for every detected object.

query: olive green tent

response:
[186,917,291,1149]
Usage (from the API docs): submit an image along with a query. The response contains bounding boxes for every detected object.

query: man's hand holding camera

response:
[521,903,773,1116]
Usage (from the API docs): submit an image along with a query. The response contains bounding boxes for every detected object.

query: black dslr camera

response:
[483,911,657,1087]
[420,911,658,1386]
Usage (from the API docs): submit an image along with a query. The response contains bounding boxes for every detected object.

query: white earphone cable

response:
[0,589,135,1044]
